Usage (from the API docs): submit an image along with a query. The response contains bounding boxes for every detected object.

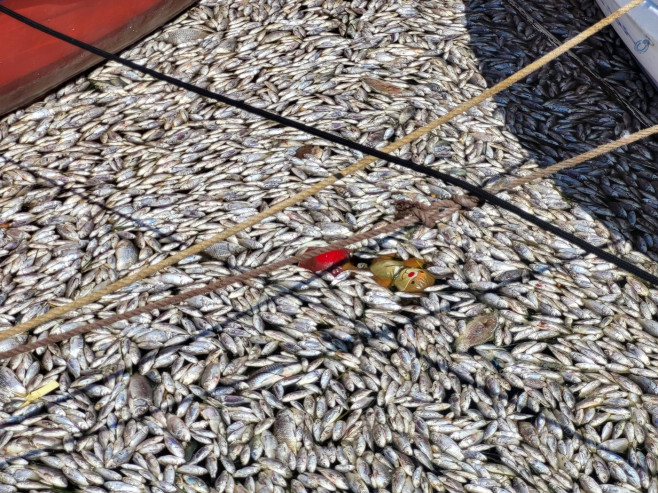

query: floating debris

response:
[363,76,407,95]
[19,380,59,408]
[294,144,322,159]
[454,312,499,352]
[300,249,436,293]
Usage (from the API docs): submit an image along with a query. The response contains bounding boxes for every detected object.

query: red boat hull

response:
[0,0,196,116]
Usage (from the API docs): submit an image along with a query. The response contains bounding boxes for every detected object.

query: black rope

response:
[2,5,657,285]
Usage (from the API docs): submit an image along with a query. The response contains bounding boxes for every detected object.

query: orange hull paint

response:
[0,0,196,116]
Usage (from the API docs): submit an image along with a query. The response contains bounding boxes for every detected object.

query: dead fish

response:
[0,367,26,400]
[115,240,138,271]
[162,28,209,45]
[128,374,153,417]
[273,409,298,453]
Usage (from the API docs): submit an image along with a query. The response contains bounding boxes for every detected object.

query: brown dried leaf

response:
[295,145,321,159]
[363,77,405,95]
[454,312,498,352]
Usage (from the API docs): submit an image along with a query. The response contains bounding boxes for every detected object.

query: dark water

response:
[464,0,658,262]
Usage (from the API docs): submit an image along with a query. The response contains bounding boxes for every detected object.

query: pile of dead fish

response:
[0,0,657,493]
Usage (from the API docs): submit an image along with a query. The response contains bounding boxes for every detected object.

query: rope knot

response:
[394,200,434,227]
[451,194,482,209]
[394,200,443,227]
[394,194,481,227]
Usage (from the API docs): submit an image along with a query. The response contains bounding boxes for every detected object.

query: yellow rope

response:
[0,0,644,344]
[490,124,658,191]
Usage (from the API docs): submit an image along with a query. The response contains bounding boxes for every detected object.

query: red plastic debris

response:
[298,248,350,275]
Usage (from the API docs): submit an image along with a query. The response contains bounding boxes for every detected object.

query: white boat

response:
[594,0,658,86]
